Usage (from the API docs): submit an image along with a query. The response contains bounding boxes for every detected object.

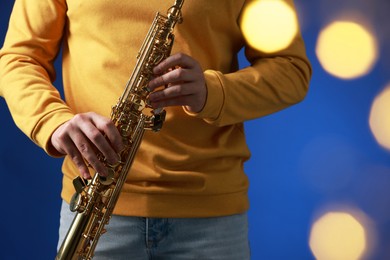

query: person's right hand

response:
[51,112,124,179]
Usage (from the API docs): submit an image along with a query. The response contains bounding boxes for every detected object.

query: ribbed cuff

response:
[183,70,225,124]
[33,108,75,157]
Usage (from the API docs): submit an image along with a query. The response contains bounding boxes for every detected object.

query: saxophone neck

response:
[174,0,184,9]
[168,0,184,24]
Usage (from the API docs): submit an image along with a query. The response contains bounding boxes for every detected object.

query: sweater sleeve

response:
[185,1,312,127]
[0,0,75,156]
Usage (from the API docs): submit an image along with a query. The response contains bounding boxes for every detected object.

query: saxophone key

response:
[70,192,87,213]
[73,176,89,194]
[98,168,115,186]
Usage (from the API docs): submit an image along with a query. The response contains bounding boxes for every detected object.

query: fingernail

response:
[153,67,160,75]
[83,172,91,179]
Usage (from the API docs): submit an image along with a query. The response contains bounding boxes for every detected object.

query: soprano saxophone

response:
[56,1,184,259]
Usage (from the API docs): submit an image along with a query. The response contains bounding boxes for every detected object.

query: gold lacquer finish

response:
[56,1,184,259]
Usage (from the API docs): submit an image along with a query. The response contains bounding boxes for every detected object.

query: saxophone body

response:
[56,1,184,259]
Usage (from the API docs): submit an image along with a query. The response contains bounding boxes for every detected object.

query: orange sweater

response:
[0,0,311,217]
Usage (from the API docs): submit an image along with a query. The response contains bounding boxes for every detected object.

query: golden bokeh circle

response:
[310,211,367,259]
[240,0,298,53]
[316,21,378,79]
[369,85,390,150]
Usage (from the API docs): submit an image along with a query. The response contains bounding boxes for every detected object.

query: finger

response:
[149,67,193,91]
[153,53,195,75]
[78,115,121,164]
[81,124,119,165]
[58,134,92,179]
[91,114,124,154]
[69,148,91,179]
[149,94,194,109]
[149,82,194,103]
[69,131,108,177]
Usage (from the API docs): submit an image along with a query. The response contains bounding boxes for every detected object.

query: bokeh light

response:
[369,84,390,150]
[316,20,378,79]
[309,208,372,260]
[240,0,298,53]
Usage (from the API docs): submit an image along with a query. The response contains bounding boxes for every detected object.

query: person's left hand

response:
[147,53,207,113]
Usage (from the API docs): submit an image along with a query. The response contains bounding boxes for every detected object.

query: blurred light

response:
[316,21,378,79]
[369,84,390,150]
[310,209,371,260]
[240,0,298,53]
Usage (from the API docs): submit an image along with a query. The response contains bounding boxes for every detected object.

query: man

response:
[0,0,311,259]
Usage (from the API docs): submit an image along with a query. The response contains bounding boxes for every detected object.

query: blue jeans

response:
[58,201,250,259]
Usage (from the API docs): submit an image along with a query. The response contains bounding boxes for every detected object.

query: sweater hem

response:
[61,177,249,218]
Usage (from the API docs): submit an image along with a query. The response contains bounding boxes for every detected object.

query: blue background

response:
[1,1,389,259]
